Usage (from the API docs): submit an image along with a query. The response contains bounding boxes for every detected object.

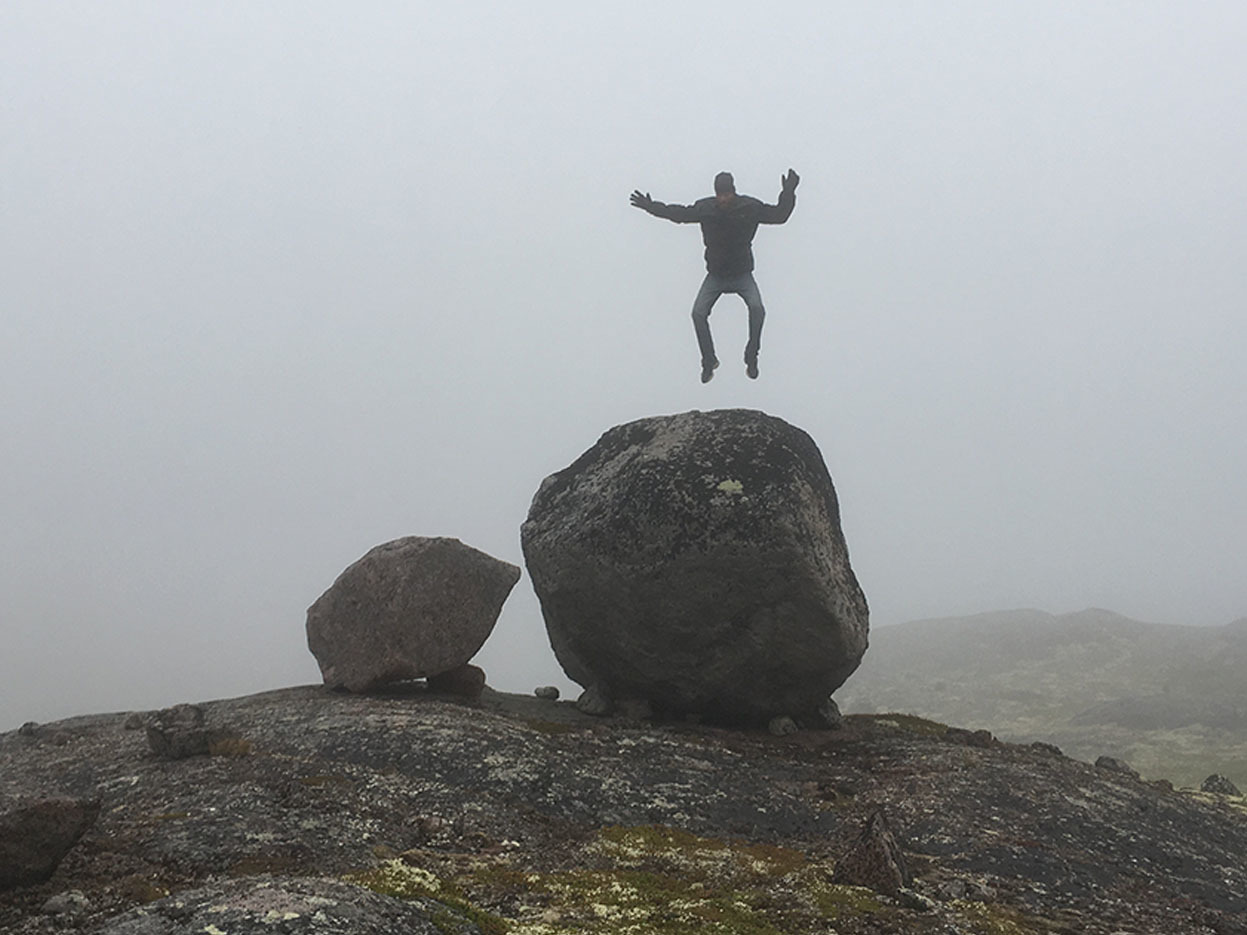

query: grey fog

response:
[3,2,1245,731]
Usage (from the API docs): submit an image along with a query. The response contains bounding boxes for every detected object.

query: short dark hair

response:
[714,172,735,194]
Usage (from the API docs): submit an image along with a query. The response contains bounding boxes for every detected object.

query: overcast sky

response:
[3,2,1245,730]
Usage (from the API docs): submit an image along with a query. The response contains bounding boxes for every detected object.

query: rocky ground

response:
[2,683,1245,934]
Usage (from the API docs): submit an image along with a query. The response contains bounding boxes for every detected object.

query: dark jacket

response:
[645,189,795,276]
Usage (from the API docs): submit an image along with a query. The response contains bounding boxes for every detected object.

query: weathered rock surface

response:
[2,687,1246,934]
[0,797,99,891]
[95,876,484,934]
[306,537,520,692]
[521,409,869,725]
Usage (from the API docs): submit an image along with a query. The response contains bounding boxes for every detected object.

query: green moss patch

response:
[594,824,806,882]
[347,825,902,934]
[346,859,508,935]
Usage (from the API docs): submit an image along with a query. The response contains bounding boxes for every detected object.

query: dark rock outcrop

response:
[1096,754,1140,779]
[1202,773,1242,796]
[2,683,1247,932]
[0,798,99,891]
[833,809,909,896]
[3,686,1247,934]
[521,409,869,725]
[306,537,520,692]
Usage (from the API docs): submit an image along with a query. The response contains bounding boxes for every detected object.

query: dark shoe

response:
[700,358,719,383]
[746,358,759,380]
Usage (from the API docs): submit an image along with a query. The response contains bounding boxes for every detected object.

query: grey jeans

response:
[691,272,765,365]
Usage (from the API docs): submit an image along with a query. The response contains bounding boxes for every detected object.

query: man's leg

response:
[738,274,766,379]
[691,275,723,382]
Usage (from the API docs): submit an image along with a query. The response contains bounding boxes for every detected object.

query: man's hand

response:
[781,169,800,194]
[630,190,655,211]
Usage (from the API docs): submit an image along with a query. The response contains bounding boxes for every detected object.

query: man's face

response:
[715,189,736,206]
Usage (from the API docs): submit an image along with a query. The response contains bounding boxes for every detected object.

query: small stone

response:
[534,686,560,701]
[575,683,612,717]
[123,712,148,730]
[42,890,90,915]
[813,697,844,729]
[1201,774,1242,796]
[427,664,487,699]
[1030,741,1063,757]
[17,721,40,738]
[1095,756,1139,779]
[897,887,936,912]
[768,716,799,736]
[413,815,450,839]
[145,704,240,760]
[967,880,996,901]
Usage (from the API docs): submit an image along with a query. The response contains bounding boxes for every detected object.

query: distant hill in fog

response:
[834,608,1247,789]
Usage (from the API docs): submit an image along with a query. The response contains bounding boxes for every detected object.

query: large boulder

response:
[521,409,868,724]
[306,537,520,692]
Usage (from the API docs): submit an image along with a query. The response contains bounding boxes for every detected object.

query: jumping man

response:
[630,169,799,382]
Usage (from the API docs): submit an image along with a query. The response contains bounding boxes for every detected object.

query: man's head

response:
[714,171,736,204]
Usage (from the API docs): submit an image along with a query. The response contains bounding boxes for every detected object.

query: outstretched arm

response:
[758,168,799,224]
[630,190,699,223]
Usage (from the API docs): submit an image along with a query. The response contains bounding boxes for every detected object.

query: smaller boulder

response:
[0,798,100,891]
[307,537,520,692]
[534,686,560,701]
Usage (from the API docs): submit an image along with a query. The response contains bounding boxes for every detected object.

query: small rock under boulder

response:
[427,663,487,699]
[307,537,520,692]
[521,409,869,725]
[0,797,100,891]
